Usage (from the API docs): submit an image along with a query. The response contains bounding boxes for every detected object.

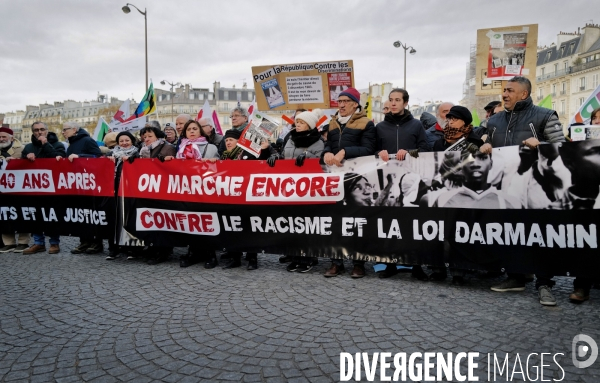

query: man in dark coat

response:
[486,76,566,307]
[321,87,376,278]
[21,122,67,255]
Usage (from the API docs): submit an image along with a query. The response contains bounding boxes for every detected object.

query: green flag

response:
[92,117,110,143]
[538,94,552,109]
[471,109,481,127]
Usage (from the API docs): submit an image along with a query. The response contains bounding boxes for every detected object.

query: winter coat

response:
[323,109,376,159]
[487,96,565,147]
[375,110,429,154]
[208,132,223,147]
[1,139,24,160]
[21,132,66,159]
[420,111,437,130]
[425,123,445,150]
[66,128,102,157]
[143,141,176,159]
[283,128,324,160]
[432,130,484,152]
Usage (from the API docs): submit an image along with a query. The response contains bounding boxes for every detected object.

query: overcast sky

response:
[0,0,594,113]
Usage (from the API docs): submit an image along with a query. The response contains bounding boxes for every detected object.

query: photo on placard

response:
[261,79,285,109]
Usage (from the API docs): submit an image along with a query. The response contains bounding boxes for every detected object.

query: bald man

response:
[425,102,453,150]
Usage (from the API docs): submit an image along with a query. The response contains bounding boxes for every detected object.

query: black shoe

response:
[106,250,120,260]
[279,255,292,263]
[223,259,241,269]
[71,242,91,254]
[180,257,198,268]
[379,264,399,279]
[85,242,104,254]
[297,263,313,273]
[287,262,300,272]
[204,258,218,269]
[247,259,258,270]
[411,266,429,281]
[429,271,447,281]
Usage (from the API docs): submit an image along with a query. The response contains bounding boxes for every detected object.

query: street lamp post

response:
[122,3,148,90]
[393,41,416,89]
[160,80,181,120]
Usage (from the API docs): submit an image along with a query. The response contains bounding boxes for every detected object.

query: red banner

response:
[2,158,114,197]
[119,159,342,205]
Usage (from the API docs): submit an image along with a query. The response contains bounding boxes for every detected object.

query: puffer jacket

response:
[66,128,102,157]
[376,110,429,154]
[21,132,66,159]
[322,109,376,159]
[487,97,565,147]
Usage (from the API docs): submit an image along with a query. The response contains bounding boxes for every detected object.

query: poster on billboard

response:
[251,60,354,111]
[475,24,538,96]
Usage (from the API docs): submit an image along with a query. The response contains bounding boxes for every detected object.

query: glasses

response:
[32,128,47,133]
[200,125,212,128]
[230,114,243,119]
[337,99,354,105]
[62,127,74,132]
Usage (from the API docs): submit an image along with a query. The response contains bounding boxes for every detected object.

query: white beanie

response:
[295,109,324,129]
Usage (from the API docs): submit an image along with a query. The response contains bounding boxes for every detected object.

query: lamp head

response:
[393,41,401,48]
[410,48,417,55]
[122,5,131,14]
[160,80,166,85]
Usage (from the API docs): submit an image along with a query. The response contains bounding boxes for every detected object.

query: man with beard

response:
[425,102,453,150]
[0,127,30,253]
[485,76,566,306]
[322,87,376,278]
[21,122,66,255]
[174,114,192,151]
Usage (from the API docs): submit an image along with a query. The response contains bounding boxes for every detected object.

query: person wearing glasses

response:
[58,122,103,255]
[163,123,178,145]
[198,117,223,148]
[20,122,66,255]
[322,87,376,278]
[218,107,251,156]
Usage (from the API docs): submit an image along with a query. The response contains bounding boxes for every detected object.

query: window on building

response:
[223,91,229,100]
[224,116,230,125]
[552,84,556,95]
[593,74,599,89]
[237,91,242,102]
[579,97,585,107]
[554,63,558,74]
[198,93,204,100]
[560,100,566,115]
[208,93,213,101]
[564,61,568,71]
[552,102,556,111]
[224,103,229,111]
[541,67,545,76]
[538,87,543,98]
[189,93,195,100]
[562,82,566,92]
[560,46,565,57]
[580,77,586,90]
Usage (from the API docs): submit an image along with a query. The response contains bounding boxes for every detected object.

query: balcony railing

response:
[537,95,544,101]
[560,90,566,95]
[580,86,586,91]
[536,68,570,82]
[571,59,600,73]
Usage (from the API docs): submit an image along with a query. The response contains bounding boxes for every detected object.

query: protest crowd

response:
[2,76,600,308]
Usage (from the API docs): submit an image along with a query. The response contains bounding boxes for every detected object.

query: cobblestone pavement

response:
[1,236,599,382]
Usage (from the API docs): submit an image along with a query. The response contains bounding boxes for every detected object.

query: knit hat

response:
[103,132,118,148]
[338,87,360,104]
[446,105,473,126]
[224,129,242,140]
[116,131,137,146]
[295,109,324,129]
[0,127,14,136]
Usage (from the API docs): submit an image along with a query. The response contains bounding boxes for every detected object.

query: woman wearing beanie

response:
[431,105,483,152]
[219,128,277,270]
[106,131,139,260]
[281,109,325,273]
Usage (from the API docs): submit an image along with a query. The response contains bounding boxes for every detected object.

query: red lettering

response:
[31,173,42,189]
[310,176,325,197]
[201,214,214,232]
[154,211,165,228]
[252,177,267,197]
[175,213,186,231]
[189,214,201,232]
[141,210,153,228]
[281,177,295,198]
[325,176,340,196]
[41,173,50,188]
[265,177,280,197]
[22,173,31,189]
[164,212,177,230]
[296,177,310,197]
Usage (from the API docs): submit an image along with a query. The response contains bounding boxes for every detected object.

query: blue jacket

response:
[66,128,102,157]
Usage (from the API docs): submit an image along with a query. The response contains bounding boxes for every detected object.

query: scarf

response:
[443,123,473,142]
[111,145,138,166]
[290,128,321,148]
[221,146,243,160]
[176,137,207,159]
[140,138,165,158]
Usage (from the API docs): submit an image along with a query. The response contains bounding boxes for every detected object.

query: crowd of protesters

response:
[2,76,600,307]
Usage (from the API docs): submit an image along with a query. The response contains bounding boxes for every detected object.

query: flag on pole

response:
[471,109,481,127]
[212,110,223,135]
[131,82,157,120]
[112,99,131,123]
[92,117,111,143]
[195,100,223,135]
[570,83,600,125]
[538,94,553,109]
